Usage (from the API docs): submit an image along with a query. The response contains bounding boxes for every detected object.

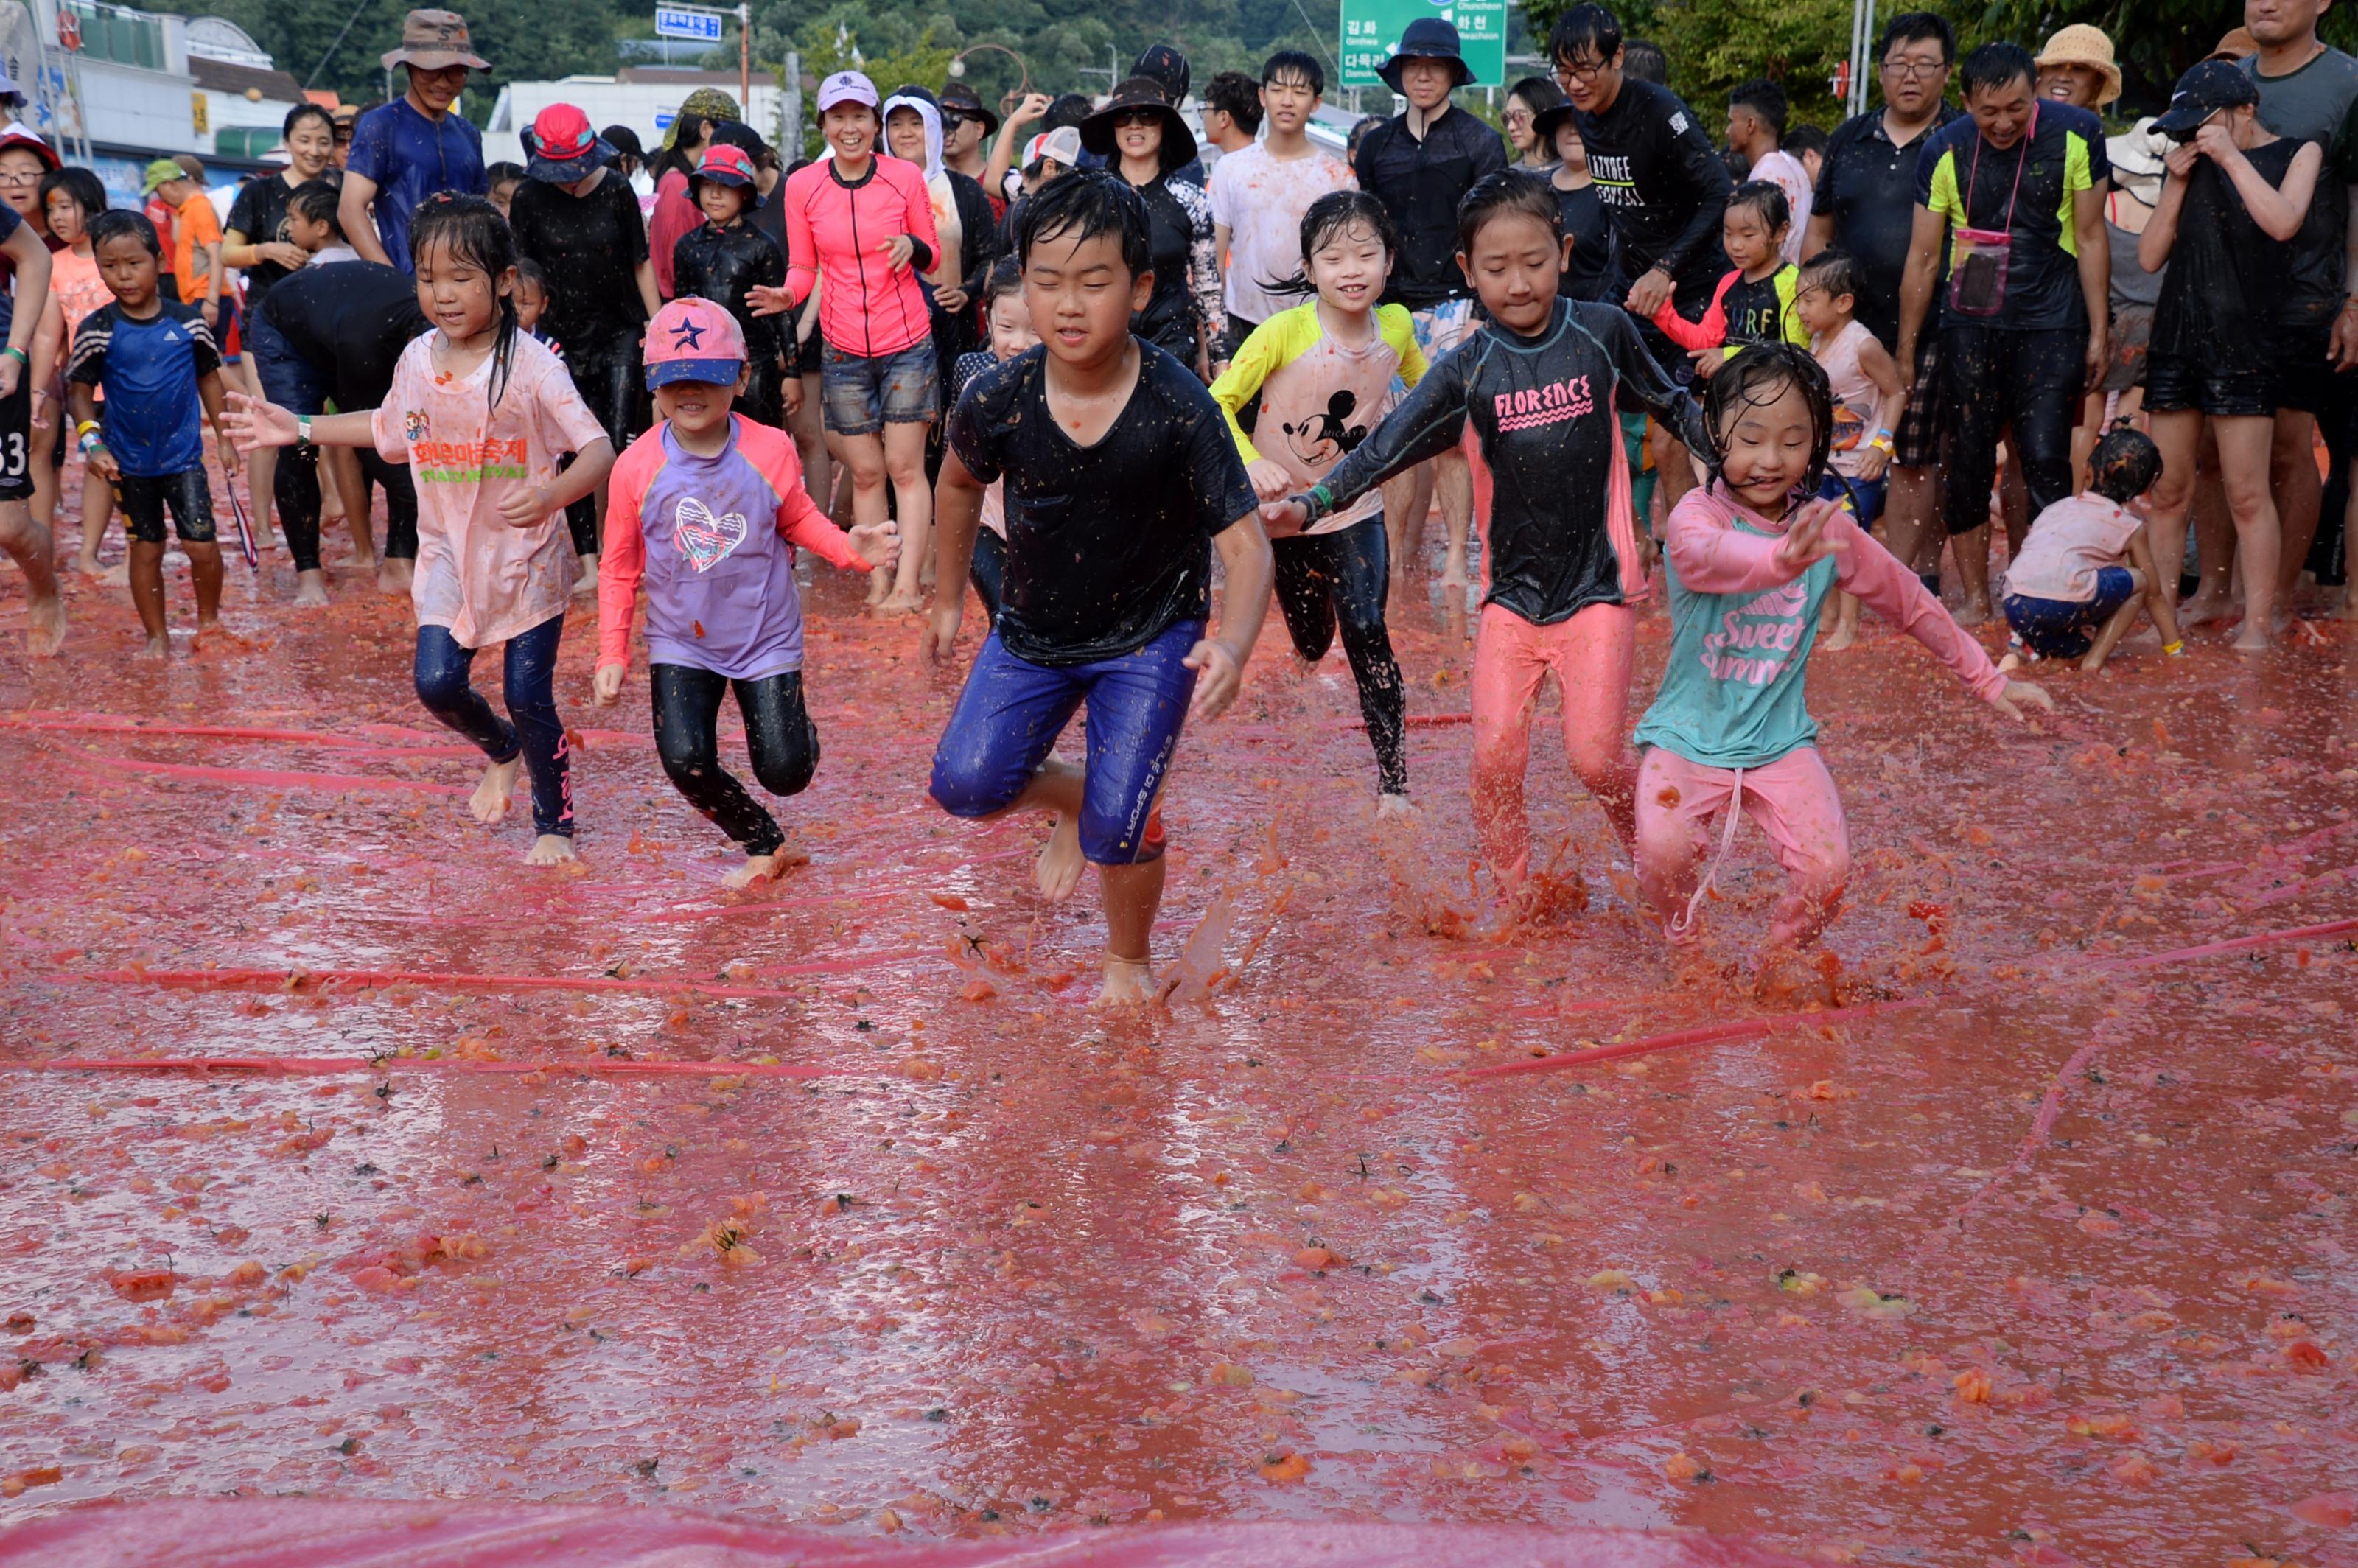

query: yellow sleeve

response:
[1208,304,1318,467]
[2058,131,2092,256]
[1381,303,1429,388]
[1925,149,1962,226]
[1776,266,1810,349]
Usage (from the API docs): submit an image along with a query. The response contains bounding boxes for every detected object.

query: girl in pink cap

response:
[592,298,899,885]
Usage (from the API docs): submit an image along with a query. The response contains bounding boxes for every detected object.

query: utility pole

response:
[738,3,749,113]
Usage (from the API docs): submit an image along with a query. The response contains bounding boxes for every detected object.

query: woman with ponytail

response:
[224,194,616,867]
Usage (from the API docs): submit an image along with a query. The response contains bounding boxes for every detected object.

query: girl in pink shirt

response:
[227,195,615,867]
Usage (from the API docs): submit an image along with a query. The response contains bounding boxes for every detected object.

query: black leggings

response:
[558,325,651,559]
[1271,514,1408,796]
[275,446,418,570]
[1939,323,2082,537]
[651,664,819,858]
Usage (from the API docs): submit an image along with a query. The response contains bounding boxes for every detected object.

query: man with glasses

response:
[1550,4,1729,503]
[338,9,489,271]
[1805,12,1960,590]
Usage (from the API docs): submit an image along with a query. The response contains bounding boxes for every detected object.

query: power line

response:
[307,0,377,88]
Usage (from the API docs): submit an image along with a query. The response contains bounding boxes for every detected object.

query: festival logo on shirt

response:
[1280,390,1369,466]
[673,496,749,573]
[1699,578,1811,685]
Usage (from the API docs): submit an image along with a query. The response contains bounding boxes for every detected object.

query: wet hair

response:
[1456,169,1562,256]
[38,166,105,226]
[1017,167,1151,277]
[408,193,522,411]
[1205,71,1262,135]
[88,209,160,258]
[1728,78,1788,141]
[1959,41,2037,99]
[2088,427,2162,505]
[1785,123,1828,161]
[1264,188,1400,298]
[1877,11,1956,66]
[1701,341,1833,493]
[1726,178,1791,235]
[1348,115,1383,161]
[1263,49,1324,97]
[282,102,335,141]
[288,178,345,237]
[982,254,1024,312]
[1550,4,1623,69]
[514,255,548,294]
[1797,246,1860,301]
[485,160,525,189]
[1621,40,1668,83]
[1043,94,1094,133]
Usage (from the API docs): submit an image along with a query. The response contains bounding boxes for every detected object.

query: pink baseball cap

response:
[816,70,878,111]
[643,297,746,389]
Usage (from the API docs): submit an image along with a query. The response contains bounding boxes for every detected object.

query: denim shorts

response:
[820,339,938,437]
[2004,566,2138,660]
[119,466,217,546]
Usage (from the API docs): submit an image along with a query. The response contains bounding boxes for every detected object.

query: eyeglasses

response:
[0,171,40,187]
[1502,108,1533,125]
[1881,57,1949,80]
[1557,57,1612,83]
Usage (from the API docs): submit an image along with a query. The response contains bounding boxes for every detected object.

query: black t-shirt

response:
[947,341,1258,665]
[508,169,651,348]
[1131,174,1207,361]
[1914,103,2111,335]
[1576,77,1734,312]
[1721,267,1791,347]
[257,259,430,410]
[1813,105,1962,349]
[1557,181,1618,304]
[225,172,304,305]
[1354,104,1510,309]
[2154,139,2300,373]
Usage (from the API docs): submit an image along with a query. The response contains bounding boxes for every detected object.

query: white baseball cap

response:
[1024,125,1082,169]
[817,70,878,111]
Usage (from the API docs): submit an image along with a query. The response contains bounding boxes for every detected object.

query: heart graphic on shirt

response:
[672,496,749,573]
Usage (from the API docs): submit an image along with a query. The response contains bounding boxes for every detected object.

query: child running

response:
[1262,172,1710,908]
[1792,248,1903,651]
[1649,181,1810,377]
[592,299,899,886]
[66,211,239,658]
[946,256,1038,622]
[1211,189,1425,813]
[225,195,615,866]
[2001,427,2185,674]
[40,167,114,588]
[926,172,1273,1007]
[1632,344,2051,967]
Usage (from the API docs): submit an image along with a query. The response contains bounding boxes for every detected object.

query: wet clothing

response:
[598,415,870,680]
[1816,320,1885,482]
[413,615,572,838]
[946,342,1258,667]
[951,346,1010,612]
[1915,104,2108,333]
[1812,106,1962,349]
[2004,566,2138,659]
[118,466,214,545]
[1306,298,1712,626]
[651,664,819,856]
[1126,172,1217,365]
[1557,180,1619,304]
[1354,104,1508,310]
[650,167,699,299]
[346,97,486,270]
[1938,323,2080,536]
[1470,600,1641,886]
[929,617,1198,865]
[1576,77,1734,317]
[1273,515,1408,796]
[671,219,789,425]
[2247,47,2358,333]
[819,337,937,435]
[2007,491,2145,603]
[171,193,221,312]
[2145,353,2275,419]
[2152,140,2301,385]
[508,171,652,351]
[225,172,305,308]
[1208,143,1358,328]
[1211,300,1427,533]
[1652,263,1808,353]
[1637,744,1851,951]
[66,301,221,479]
[782,156,939,360]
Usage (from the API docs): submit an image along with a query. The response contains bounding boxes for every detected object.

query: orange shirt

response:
[172,193,221,300]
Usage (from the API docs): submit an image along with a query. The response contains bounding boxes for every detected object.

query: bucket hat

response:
[522,104,613,185]
[2208,26,2259,63]
[1378,18,1472,93]
[644,297,747,389]
[380,9,489,72]
[689,142,763,209]
[662,86,742,152]
[1130,43,1191,104]
[2035,24,2121,108]
[1080,76,1198,169]
[0,126,60,173]
[2105,118,2164,203]
[940,81,998,137]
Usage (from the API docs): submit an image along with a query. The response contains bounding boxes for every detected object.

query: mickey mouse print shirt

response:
[1209,300,1427,536]
[597,415,872,680]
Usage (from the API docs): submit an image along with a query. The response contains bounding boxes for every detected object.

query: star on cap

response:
[672,318,707,350]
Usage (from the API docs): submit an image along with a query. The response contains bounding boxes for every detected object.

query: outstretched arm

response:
[1272,346,1472,529]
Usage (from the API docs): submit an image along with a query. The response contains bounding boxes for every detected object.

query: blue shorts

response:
[820,339,938,438]
[928,620,1203,865]
[2003,567,2138,659]
[1819,469,1887,528]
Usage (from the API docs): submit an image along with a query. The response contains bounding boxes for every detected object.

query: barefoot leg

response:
[0,499,64,655]
[877,419,932,612]
[1435,444,1474,594]
[1094,856,1166,1006]
[186,539,224,634]
[525,833,579,866]
[469,756,521,825]
[127,537,171,655]
[2079,573,2148,673]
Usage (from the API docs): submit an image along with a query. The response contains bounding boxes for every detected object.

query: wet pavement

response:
[2,512,2356,1567]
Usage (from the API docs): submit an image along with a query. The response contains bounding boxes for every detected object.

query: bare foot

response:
[379,557,415,597]
[525,834,579,867]
[875,589,925,615]
[1376,791,1417,820]
[24,594,64,657]
[1819,621,1858,652]
[1035,811,1085,902]
[864,569,891,607]
[2177,591,2234,627]
[293,569,329,608]
[1953,596,1990,628]
[349,551,377,576]
[469,756,520,825]
[2079,648,2110,674]
[74,553,104,578]
[722,847,810,888]
[85,558,128,587]
[1094,954,1158,1008]
[573,554,600,597]
[2230,623,2273,654]
[1439,553,1470,593]
[138,634,169,660]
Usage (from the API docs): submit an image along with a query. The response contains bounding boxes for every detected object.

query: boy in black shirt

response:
[671,143,788,427]
[926,172,1273,1008]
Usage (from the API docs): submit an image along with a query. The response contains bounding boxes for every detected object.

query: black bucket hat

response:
[1131,43,1191,104]
[1378,16,1473,92]
[1080,76,1199,170]
[940,81,998,137]
[1531,99,1584,149]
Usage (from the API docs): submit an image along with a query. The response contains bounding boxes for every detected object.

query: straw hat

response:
[2035,24,2121,107]
[2208,27,2259,63]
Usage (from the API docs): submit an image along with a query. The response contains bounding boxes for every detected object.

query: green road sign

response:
[1340,0,1508,91]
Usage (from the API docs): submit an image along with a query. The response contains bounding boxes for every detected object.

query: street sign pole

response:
[1338,0,1509,93]
[739,3,750,113]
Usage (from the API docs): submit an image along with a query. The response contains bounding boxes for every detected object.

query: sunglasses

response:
[941,111,972,130]
[1113,108,1162,127]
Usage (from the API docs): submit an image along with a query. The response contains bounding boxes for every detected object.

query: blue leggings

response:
[928,619,1200,865]
[413,615,572,837]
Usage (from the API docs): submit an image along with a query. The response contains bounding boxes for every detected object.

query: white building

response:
[482,66,788,167]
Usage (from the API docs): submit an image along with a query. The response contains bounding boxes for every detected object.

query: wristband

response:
[1301,483,1334,525]
[1,346,24,366]
[75,419,99,438]
[2161,640,2184,657]
[78,430,101,456]
[296,414,313,447]
[1867,435,1895,455]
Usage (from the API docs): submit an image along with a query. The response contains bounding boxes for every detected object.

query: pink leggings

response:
[1634,745,1851,951]
[1470,601,1639,889]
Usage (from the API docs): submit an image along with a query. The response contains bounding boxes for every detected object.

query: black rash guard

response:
[1575,77,1734,313]
[1304,298,1712,625]
[672,218,790,424]
[1354,104,1510,310]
